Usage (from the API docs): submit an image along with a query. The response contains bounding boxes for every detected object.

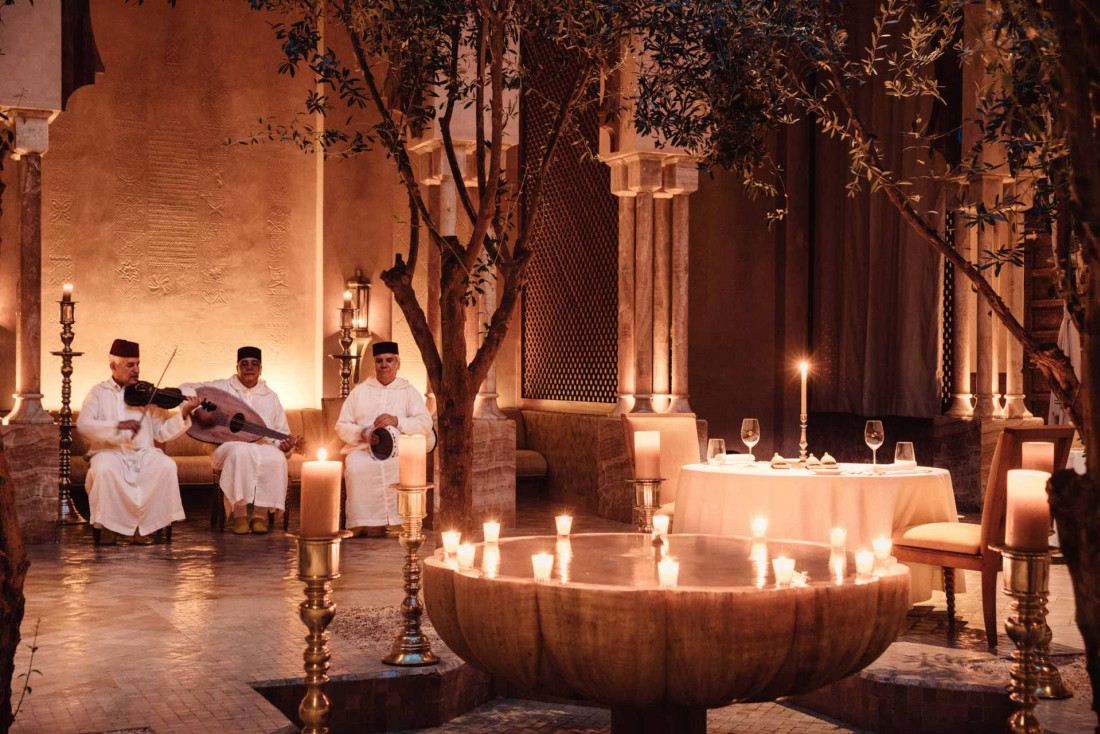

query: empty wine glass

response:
[741,419,761,460]
[865,420,885,466]
[895,441,916,465]
[706,438,726,465]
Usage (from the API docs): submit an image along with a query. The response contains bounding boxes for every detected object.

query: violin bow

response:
[138,347,179,431]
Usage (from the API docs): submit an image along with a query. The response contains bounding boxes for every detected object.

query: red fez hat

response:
[110,339,140,358]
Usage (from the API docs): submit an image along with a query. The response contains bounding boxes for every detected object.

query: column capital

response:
[662,159,698,196]
[10,111,51,158]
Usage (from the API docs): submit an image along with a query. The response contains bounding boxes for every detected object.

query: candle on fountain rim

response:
[532,552,554,583]
[342,289,353,309]
[751,516,767,539]
[483,521,500,544]
[62,283,73,301]
[830,527,847,549]
[872,536,892,561]
[441,530,461,555]
[456,543,476,571]
[658,557,679,588]
[299,448,342,537]
[772,556,795,586]
[555,515,572,537]
[1006,469,1052,552]
[1020,442,1055,474]
[855,550,875,576]
[652,514,670,538]
[398,433,427,487]
[633,431,661,479]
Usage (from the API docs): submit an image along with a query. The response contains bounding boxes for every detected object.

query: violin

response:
[124,380,217,412]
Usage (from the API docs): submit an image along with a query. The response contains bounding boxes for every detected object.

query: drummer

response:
[335,341,433,538]
[183,347,298,535]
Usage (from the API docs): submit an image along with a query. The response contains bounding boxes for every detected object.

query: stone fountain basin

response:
[423,533,910,709]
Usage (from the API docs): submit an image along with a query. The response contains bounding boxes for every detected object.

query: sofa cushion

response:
[893,522,980,556]
[516,449,548,478]
[162,430,216,458]
[501,408,527,450]
[174,455,216,485]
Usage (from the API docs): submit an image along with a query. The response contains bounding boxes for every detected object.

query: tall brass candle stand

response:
[798,413,808,465]
[329,307,360,398]
[294,531,352,734]
[51,297,86,525]
[383,483,439,666]
[995,545,1051,734]
[628,478,664,533]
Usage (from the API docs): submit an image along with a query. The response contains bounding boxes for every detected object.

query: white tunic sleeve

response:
[152,406,191,443]
[397,387,433,435]
[76,387,125,445]
[334,389,365,446]
[270,392,291,436]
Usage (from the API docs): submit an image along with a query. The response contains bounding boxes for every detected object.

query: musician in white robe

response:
[183,346,298,535]
[77,339,200,545]
[336,341,433,537]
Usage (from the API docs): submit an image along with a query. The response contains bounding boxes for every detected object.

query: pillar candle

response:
[1006,469,1052,551]
[830,527,847,549]
[483,521,500,544]
[658,557,679,588]
[633,431,661,478]
[62,283,73,301]
[398,433,427,487]
[772,556,795,586]
[555,515,572,536]
[441,530,461,555]
[343,290,353,309]
[873,536,892,561]
[299,449,342,537]
[456,543,476,571]
[855,550,875,576]
[1021,442,1055,473]
[532,552,554,583]
[800,362,809,415]
[751,516,767,539]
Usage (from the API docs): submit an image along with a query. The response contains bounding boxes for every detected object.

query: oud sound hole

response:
[230,413,246,433]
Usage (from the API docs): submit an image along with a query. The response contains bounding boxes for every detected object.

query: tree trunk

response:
[435,393,476,533]
[0,452,29,733]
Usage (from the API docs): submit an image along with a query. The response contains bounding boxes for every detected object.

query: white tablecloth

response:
[674,462,961,603]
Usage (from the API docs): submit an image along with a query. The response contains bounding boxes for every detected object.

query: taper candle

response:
[1021,442,1055,473]
[398,433,427,487]
[299,448,342,537]
[532,552,554,583]
[62,283,73,301]
[772,556,795,586]
[483,521,500,544]
[633,431,661,479]
[658,557,680,588]
[1006,469,1052,551]
[456,543,476,571]
[799,362,808,415]
[441,530,461,555]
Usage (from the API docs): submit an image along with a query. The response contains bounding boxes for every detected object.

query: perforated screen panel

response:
[520,39,619,404]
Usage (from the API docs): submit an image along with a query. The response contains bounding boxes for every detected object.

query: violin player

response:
[181,347,298,535]
[76,339,200,545]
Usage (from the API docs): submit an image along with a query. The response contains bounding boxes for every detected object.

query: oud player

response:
[76,339,200,545]
[336,341,433,537]
[183,347,299,535]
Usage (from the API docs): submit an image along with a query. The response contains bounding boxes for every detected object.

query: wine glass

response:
[895,441,916,466]
[706,438,726,465]
[740,419,761,460]
[864,420,885,467]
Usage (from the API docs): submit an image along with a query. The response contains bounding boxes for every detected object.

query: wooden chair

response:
[892,425,1074,648]
[621,414,702,524]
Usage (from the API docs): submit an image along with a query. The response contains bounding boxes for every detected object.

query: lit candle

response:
[772,556,795,586]
[62,283,73,301]
[1006,469,1052,551]
[652,514,670,538]
[299,448,342,537]
[1021,442,1055,473]
[873,536,892,561]
[751,516,767,539]
[830,527,847,549]
[555,515,572,537]
[658,557,680,588]
[441,530,461,555]
[482,544,500,578]
[633,431,661,479]
[532,552,554,583]
[483,520,500,544]
[799,362,809,416]
[456,543,476,571]
[855,550,875,576]
[398,433,427,487]
[343,290,353,309]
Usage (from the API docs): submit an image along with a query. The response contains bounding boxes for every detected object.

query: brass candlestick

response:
[995,545,1051,734]
[799,412,808,465]
[294,531,352,734]
[50,298,86,525]
[329,307,361,398]
[628,478,664,534]
[383,483,439,666]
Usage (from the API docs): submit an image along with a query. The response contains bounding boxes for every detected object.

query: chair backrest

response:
[621,414,701,505]
[500,407,527,450]
[979,425,1076,555]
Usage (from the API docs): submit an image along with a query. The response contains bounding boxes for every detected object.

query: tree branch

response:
[380,260,443,391]
[439,23,478,225]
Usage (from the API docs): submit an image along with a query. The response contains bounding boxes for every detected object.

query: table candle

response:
[483,521,500,544]
[62,283,73,301]
[299,448,342,537]
[799,362,809,415]
[772,556,795,586]
[441,530,461,555]
[456,543,476,571]
[830,527,847,549]
[751,516,767,539]
[1021,442,1055,473]
[532,552,554,583]
[555,515,572,537]
[398,433,427,487]
[658,557,680,588]
[873,536,892,561]
[855,550,874,576]
[1006,469,1052,551]
[652,514,670,538]
[342,290,353,309]
[633,431,661,479]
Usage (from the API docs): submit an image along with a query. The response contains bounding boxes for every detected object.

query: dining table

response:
[673,461,961,603]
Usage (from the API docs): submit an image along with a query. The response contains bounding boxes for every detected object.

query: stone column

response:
[1002,181,1032,418]
[610,194,636,416]
[972,175,1000,418]
[633,190,656,413]
[946,195,975,417]
[474,264,506,420]
[5,114,52,425]
[652,195,672,410]
[664,161,698,414]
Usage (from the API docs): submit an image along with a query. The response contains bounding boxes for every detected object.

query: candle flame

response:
[343,290,352,300]
[799,361,809,374]
[317,448,327,462]
[63,283,73,293]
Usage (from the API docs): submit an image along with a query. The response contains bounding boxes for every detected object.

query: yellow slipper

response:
[250,517,269,534]
[233,516,251,535]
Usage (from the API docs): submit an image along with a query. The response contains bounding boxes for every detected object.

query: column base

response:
[473,392,507,420]
[4,393,52,425]
[630,394,656,413]
[609,395,635,417]
[1001,395,1033,419]
[667,394,693,414]
[945,394,974,417]
[973,394,999,418]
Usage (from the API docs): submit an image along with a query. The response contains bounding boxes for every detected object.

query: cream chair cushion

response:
[893,522,981,555]
[622,414,701,505]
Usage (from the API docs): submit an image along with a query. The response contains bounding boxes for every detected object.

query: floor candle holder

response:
[294,531,352,734]
[383,483,439,666]
[629,478,664,534]
[329,307,360,398]
[994,545,1050,734]
[50,296,86,525]
[798,412,808,465]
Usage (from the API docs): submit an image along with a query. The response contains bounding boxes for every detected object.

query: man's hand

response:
[117,420,141,436]
[362,427,380,446]
[179,395,202,419]
[373,413,398,429]
[278,435,299,453]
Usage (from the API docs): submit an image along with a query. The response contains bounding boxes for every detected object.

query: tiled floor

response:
[10,496,1088,733]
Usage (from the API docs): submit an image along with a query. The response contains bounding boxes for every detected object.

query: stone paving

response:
[9,496,1087,733]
